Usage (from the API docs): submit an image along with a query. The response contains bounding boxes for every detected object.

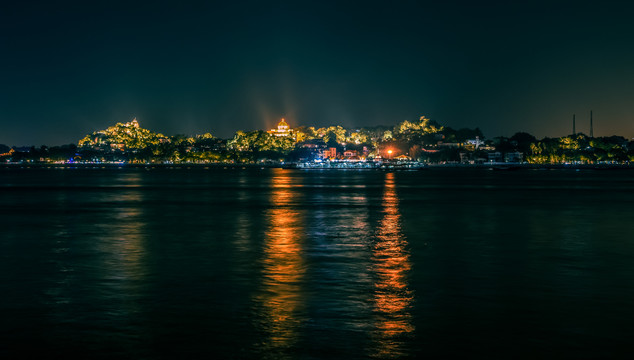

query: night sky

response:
[2,1,634,145]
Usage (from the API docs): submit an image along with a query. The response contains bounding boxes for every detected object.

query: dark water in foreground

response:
[2,168,634,359]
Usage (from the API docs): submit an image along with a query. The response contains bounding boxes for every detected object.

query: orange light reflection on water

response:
[254,169,306,358]
[370,172,414,358]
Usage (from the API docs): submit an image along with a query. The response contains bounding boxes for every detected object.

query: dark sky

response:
[2,1,634,145]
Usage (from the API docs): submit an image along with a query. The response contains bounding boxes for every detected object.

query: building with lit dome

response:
[127,118,140,128]
[268,118,293,137]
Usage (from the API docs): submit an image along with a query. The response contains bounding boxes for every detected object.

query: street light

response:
[387,149,393,160]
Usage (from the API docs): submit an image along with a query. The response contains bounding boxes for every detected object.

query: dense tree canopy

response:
[3,115,632,164]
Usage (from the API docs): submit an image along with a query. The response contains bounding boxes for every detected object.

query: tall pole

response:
[590,110,593,138]
[572,114,576,136]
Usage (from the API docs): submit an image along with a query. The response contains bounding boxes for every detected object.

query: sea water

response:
[2,167,634,358]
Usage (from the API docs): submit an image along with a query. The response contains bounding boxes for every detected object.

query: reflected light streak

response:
[47,173,148,333]
[370,172,414,359]
[254,169,306,358]
[99,174,149,299]
[233,179,252,253]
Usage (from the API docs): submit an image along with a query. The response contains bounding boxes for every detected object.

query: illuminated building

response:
[120,117,140,129]
[0,148,15,157]
[268,118,293,137]
[322,147,337,159]
[343,150,357,158]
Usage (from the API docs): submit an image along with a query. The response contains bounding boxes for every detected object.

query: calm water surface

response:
[2,168,634,359]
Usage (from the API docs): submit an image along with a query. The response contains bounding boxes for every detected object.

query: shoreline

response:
[1,162,632,170]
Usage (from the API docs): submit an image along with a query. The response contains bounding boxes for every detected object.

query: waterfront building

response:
[504,151,523,163]
[488,152,503,163]
[466,136,484,150]
[322,147,337,159]
[343,150,357,158]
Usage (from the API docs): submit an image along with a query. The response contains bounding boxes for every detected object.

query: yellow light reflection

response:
[47,173,148,329]
[98,173,148,304]
[254,169,306,357]
[370,172,414,358]
[233,172,252,253]
[109,191,147,283]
